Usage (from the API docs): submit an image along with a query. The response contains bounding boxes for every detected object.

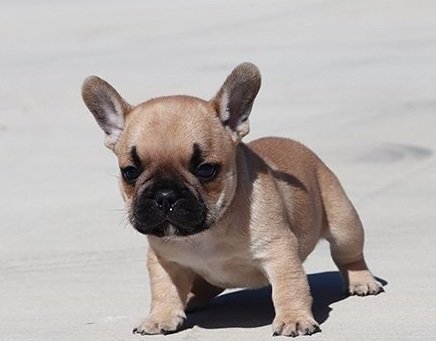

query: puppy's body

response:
[82,63,383,337]
[149,138,329,289]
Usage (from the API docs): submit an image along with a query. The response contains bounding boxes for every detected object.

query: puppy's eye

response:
[195,163,219,182]
[121,166,140,183]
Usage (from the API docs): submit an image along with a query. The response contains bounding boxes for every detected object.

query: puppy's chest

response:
[151,234,268,288]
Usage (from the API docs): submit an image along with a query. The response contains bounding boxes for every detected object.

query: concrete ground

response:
[1,1,435,340]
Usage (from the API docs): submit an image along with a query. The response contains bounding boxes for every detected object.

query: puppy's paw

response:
[132,310,186,335]
[272,313,320,337]
[348,275,384,296]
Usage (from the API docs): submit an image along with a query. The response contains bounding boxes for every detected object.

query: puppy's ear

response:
[82,76,132,151]
[211,62,261,141]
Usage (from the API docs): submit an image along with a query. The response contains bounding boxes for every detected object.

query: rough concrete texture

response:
[1,1,435,340]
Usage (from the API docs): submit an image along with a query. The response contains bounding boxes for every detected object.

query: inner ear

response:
[82,76,132,150]
[211,62,261,140]
[224,83,254,128]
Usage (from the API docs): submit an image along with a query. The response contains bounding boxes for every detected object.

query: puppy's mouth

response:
[132,218,210,238]
[146,219,207,238]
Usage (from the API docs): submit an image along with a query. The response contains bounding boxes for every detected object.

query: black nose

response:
[154,188,177,212]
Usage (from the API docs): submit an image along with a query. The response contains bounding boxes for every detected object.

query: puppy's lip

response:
[141,217,212,238]
[162,218,185,231]
[163,217,206,236]
[132,218,194,235]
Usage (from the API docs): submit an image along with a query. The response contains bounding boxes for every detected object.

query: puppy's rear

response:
[249,136,383,295]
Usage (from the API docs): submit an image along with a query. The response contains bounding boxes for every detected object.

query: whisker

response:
[119,211,133,229]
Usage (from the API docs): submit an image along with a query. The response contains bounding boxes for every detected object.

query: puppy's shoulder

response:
[246,137,321,168]
[241,137,327,195]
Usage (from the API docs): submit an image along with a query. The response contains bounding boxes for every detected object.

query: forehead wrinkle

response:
[190,143,205,170]
[122,95,222,166]
[132,129,194,170]
[130,146,142,168]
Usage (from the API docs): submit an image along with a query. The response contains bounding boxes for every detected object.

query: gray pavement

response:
[1,1,436,340]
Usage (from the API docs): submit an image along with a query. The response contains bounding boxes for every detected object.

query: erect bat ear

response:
[81,76,132,151]
[211,62,261,141]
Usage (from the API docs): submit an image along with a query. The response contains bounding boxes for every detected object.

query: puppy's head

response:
[82,63,261,237]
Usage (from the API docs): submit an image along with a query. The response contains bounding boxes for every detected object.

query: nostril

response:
[154,189,177,211]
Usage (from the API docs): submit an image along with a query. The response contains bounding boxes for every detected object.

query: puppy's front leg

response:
[262,236,320,337]
[133,248,193,335]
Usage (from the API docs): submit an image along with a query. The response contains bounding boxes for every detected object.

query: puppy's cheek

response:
[214,174,237,213]
[124,196,133,209]
[214,189,227,212]
[205,185,234,225]
[119,180,136,200]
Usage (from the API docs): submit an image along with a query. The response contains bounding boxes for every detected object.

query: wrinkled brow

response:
[130,146,142,168]
[190,143,204,170]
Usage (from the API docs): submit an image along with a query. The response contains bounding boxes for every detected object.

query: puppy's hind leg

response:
[319,169,384,296]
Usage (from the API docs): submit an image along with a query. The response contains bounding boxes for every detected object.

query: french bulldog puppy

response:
[82,63,383,337]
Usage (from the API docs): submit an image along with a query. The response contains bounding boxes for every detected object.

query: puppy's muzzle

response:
[131,180,207,237]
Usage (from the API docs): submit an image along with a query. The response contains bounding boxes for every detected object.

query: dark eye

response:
[195,163,219,182]
[121,166,140,183]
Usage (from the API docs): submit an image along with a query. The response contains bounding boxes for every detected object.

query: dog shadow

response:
[182,271,387,330]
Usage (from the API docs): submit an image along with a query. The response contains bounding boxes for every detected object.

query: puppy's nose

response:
[154,188,177,212]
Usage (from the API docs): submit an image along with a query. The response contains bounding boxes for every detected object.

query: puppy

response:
[82,63,383,337]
